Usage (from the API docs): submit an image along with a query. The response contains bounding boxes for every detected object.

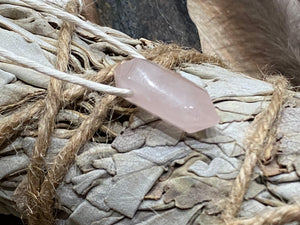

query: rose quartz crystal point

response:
[114,58,219,133]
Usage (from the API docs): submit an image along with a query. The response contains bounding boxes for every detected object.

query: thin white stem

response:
[0,47,132,97]
[20,0,145,59]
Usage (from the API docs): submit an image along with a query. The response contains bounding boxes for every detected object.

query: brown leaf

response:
[163,176,220,209]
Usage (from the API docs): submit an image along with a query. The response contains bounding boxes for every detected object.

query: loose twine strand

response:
[26,1,79,224]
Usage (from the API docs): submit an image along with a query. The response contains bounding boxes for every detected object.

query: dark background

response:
[95,0,201,50]
[0,214,23,224]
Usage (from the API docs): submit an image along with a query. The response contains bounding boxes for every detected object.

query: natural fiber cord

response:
[0,66,114,150]
[25,1,79,224]
[231,204,300,225]
[142,43,226,69]
[222,76,290,223]
[31,94,116,225]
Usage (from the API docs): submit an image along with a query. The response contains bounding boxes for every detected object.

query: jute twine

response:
[0,66,114,149]
[142,43,227,69]
[31,94,116,225]
[222,76,300,225]
[11,66,115,223]
[26,1,80,224]
[231,204,300,225]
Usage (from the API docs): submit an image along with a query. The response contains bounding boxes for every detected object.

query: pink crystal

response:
[114,58,219,133]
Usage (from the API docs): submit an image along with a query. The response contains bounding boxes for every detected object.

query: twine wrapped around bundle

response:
[25,1,82,224]
[0,1,299,225]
